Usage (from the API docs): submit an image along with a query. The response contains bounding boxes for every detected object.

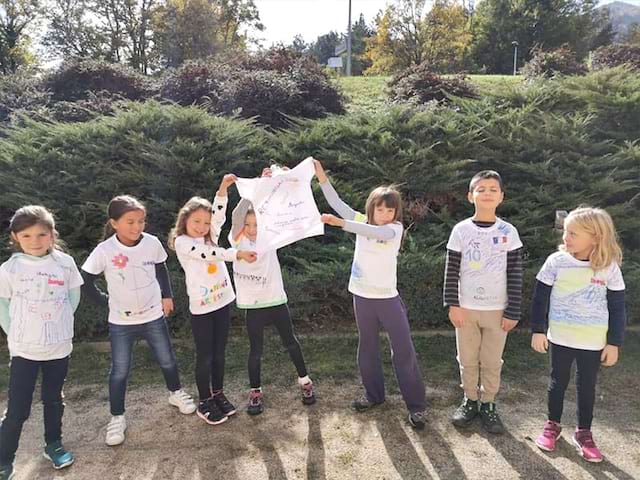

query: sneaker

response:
[247,389,264,416]
[197,398,228,425]
[535,420,562,452]
[0,463,14,480]
[168,389,197,414]
[351,396,384,412]
[212,391,237,416]
[300,380,316,406]
[43,440,74,469]
[408,412,426,430]
[451,397,479,427]
[573,429,603,463]
[105,415,127,446]
[479,402,505,434]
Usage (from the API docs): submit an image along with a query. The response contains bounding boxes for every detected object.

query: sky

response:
[252,0,640,47]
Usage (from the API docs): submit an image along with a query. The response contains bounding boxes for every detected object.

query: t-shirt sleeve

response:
[509,226,523,251]
[66,257,84,290]
[153,237,169,264]
[536,254,557,286]
[446,225,462,252]
[0,265,12,299]
[82,246,106,275]
[607,263,625,291]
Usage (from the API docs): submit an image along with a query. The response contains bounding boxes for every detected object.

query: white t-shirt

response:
[446,217,523,310]
[348,215,404,299]
[82,233,167,325]
[536,251,625,350]
[235,157,324,253]
[230,234,287,309]
[0,251,83,361]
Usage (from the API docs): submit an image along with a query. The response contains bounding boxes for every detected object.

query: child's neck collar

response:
[472,211,497,223]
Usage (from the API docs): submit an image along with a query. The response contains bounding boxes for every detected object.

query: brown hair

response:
[560,207,623,270]
[8,205,63,252]
[469,170,504,192]
[365,186,403,225]
[103,195,146,240]
[168,197,214,250]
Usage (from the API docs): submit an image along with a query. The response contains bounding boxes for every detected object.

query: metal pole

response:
[512,41,518,76]
[347,0,352,76]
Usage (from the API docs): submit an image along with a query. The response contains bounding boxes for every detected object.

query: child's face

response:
[11,224,53,257]
[468,178,504,211]
[563,221,596,259]
[244,213,258,241]
[373,202,396,226]
[110,209,146,246]
[185,208,211,239]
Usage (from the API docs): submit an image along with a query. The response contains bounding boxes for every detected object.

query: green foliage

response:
[522,46,588,80]
[0,70,639,336]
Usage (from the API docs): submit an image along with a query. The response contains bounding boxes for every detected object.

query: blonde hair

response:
[168,197,214,250]
[561,207,623,270]
[365,186,403,225]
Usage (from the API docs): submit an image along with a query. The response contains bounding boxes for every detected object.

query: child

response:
[443,170,523,434]
[530,207,625,463]
[229,166,315,415]
[314,159,426,430]
[169,175,257,425]
[81,195,196,447]
[0,206,83,479]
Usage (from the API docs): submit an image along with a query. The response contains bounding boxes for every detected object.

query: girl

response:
[314,159,426,430]
[0,206,83,479]
[169,174,257,425]
[81,195,196,447]
[530,207,626,463]
[229,166,315,415]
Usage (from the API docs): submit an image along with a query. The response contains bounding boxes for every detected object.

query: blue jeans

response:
[109,317,181,415]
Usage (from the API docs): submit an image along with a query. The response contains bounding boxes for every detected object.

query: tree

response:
[365,7,397,74]
[310,30,340,66]
[152,0,221,67]
[290,34,308,54]
[42,0,108,60]
[350,13,374,75]
[213,0,263,50]
[390,0,428,67]
[422,0,472,72]
[0,0,39,73]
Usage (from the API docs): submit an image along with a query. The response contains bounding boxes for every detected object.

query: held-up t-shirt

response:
[446,217,523,310]
[82,233,167,325]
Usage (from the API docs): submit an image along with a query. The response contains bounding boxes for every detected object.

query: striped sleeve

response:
[443,249,461,307]
[504,247,524,321]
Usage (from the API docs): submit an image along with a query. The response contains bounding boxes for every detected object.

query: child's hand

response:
[237,250,257,263]
[448,306,465,328]
[217,174,237,197]
[162,298,174,317]
[531,333,548,353]
[313,158,328,183]
[261,167,272,177]
[601,344,619,367]
[501,317,518,332]
[321,213,345,228]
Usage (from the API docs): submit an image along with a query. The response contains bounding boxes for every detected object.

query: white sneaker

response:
[105,415,127,446]
[168,389,197,414]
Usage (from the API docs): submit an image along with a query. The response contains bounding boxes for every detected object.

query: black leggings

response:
[246,304,308,389]
[548,342,601,429]
[190,305,231,400]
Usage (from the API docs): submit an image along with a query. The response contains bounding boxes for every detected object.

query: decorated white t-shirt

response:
[0,251,83,360]
[230,234,287,309]
[348,214,404,299]
[235,157,323,253]
[174,196,237,315]
[446,217,523,310]
[536,251,625,350]
[82,233,167,325]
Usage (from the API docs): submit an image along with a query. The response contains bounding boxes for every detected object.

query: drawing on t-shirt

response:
[112,253,129,269]
[207,263,217,275]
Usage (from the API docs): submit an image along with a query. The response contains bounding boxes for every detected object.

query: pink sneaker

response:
[535,420,562,452]
[573,429,603,463]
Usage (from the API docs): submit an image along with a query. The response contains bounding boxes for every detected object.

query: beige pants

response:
[455,309,507,403]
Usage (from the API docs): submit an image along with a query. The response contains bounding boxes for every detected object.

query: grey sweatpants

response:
[353,294,426,413]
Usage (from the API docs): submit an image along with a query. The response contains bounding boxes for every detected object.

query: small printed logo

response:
[112,253,129,269]
[590,278,606,286]
[492,236,508,245]
[48,278,64,286]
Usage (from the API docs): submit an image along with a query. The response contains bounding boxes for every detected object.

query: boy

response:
[443,170,523,434]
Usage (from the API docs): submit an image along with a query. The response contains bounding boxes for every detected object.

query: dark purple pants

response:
[353,294,426,413]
